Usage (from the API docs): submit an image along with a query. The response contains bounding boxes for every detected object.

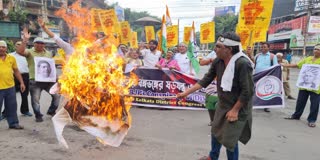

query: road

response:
[0,67,319,160]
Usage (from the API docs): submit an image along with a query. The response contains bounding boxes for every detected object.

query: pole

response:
[177,18,180,44]
[302,0,312,56]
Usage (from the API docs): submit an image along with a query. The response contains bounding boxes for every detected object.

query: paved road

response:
[0,67,319,160]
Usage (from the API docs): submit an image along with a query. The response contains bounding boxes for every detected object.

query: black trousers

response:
[14,73,30,114]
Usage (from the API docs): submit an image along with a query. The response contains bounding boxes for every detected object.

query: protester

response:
[125,48,143,69]
[17,28,60,122]
[276,52,295,100]
[38,17,74,57]
[139,40,161,67]
[286,50,292,64]
[174,42,196,76]
[155,50,180,71]
[177,32,254,160]
[284,44,320,128]
[11,41,33,116]
[0,40,25,129]
[244,46,254,62]
[118,44,128,58]
[254,42,278,112]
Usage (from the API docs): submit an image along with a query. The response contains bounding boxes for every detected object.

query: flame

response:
[55,1,138,125]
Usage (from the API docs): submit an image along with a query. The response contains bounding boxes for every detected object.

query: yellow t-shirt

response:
[297,56,320,94]
[0,54,17,89]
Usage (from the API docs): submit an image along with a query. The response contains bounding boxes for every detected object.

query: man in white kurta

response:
[139,40,161,68]
[174,42,195,76]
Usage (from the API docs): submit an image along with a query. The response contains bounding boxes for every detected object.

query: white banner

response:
[295,0,320,11]
[308,16,320,33]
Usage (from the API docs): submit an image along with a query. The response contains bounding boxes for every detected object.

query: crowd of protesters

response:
[1,18,320,160]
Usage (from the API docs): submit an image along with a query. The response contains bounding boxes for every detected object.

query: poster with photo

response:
[34,57,56,82]
[296,64,320,90]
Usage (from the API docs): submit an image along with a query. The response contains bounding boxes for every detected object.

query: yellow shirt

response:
[0,54,17,89]
[297,56,320,94]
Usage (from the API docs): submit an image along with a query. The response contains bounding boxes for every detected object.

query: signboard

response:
[215,6,235,16]
[114,5,125,22]
[269,43,287,50]
[290,33,320,48]
[295,0,320,11]
[308,16,320,33]
[268,16,307,41]
[0,21,20,38]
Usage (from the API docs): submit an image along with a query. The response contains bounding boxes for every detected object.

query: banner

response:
[131,31,138,48]
[238,0,274,30]
[200,22,215,44]
[253,65,284,109]
[253,29,267,42]
[308,16,320,33]
[236,28,254,48]
[91,9,118,32]
[167,25,179,47]
[145,26,155,43]
[128,66,284,109]
[129,68,206,110]
[120,21,131,44]
[183,27,192,44]
[295,0,320,11]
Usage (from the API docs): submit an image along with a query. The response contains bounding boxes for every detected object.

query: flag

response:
[166,5,172,26]
[161,15,167,56]
[187,21,200,74]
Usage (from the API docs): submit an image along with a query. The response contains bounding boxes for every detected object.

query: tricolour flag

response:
[160,15,167,56]
[187,21,200,74]
[166,5,172,26]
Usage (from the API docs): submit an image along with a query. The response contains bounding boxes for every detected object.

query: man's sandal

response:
[308,122,316,128]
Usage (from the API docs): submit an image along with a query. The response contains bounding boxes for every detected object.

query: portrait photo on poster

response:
[296,64,320,90]
[34,57,57,82]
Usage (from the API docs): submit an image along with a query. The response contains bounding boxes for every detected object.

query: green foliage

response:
[213,14,238,41]
[8,8,28,26]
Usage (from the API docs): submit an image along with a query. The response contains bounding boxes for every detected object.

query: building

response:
[268,0,320,56]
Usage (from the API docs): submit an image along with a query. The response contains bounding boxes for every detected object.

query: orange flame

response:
[55,1,138,124]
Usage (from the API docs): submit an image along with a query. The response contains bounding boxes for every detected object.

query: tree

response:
[213,14,238,41]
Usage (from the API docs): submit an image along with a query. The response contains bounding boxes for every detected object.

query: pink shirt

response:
[157,58,181,71]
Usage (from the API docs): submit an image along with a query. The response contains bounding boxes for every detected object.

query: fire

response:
[55,1,138,126]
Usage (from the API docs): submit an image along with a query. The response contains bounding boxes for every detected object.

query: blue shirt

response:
[254,52,278,73]
[286,53,292,62]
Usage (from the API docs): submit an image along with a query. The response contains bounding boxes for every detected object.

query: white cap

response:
[33,37,45,43]
[0,40,7,47]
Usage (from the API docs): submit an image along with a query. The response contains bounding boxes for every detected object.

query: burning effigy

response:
[51,1,138,148]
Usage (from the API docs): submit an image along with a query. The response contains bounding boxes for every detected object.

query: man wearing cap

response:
[0,40,25,129]
[18,29,60,122]
[177,32,253,160]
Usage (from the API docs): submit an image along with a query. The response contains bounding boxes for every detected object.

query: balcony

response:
[22,0,43,7]
[47,0,64,9]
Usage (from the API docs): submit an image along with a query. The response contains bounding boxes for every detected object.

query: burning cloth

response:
[50,1,138,148]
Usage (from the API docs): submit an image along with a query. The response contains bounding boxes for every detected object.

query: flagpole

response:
[178,18,180,44]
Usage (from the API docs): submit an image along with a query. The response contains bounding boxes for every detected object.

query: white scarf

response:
[221,52,254,91]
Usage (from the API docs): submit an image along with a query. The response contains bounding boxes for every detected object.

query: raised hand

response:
[37,17,46,28]
[21,27,31,42]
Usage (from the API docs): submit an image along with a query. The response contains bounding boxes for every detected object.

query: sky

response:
[105,0,241,39]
